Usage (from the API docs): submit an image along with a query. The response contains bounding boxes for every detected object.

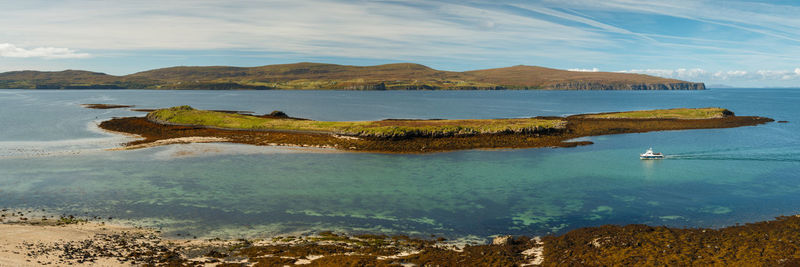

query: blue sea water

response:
[0,89,798,239]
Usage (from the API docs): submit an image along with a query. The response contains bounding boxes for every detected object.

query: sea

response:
[0,89,798,239]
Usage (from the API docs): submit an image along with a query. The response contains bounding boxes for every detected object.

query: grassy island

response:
[148,105,565,138]
[577,107,734,119]
[98,106,772,153]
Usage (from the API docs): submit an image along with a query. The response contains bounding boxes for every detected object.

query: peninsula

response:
[98,106,771,153]
[0,63,705,90]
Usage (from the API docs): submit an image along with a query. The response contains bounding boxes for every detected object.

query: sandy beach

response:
[0,222,153,266]
[0,217,543,266]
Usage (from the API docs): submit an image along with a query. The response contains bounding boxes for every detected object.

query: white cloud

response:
[618,68,709,80]
[568,68,599,72]
[619,68,800,86]
[0,43,89,59]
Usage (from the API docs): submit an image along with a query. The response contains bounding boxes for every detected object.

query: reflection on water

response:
[150,143,340,160]
[0,89,799,238]
[640,159,659,180]
[0,122,136,158]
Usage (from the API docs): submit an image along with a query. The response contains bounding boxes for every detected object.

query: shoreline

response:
[97,110,774,153]
[6,215,800,266]
[0,218,542,266]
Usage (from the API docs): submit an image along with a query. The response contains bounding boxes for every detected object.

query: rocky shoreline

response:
[0,216,542,266]
[6,214,800,266]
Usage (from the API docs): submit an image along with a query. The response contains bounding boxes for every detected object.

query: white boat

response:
[640,147,664,160]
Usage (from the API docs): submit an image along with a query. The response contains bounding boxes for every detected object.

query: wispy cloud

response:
[0,43,89,59]
[546,0,800,40]
[0,1,610,60]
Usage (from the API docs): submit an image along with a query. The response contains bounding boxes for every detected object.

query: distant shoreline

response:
[0,62,704,90]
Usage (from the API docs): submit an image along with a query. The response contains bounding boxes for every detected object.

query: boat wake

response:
[665,147,800,162]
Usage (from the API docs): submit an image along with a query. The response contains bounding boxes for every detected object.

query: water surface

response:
[0,89,797,239]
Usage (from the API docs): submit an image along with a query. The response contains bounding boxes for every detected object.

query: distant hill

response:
[466,66,702,90]
[0,63,705,90]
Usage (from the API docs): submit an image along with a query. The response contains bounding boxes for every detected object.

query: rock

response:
[722,109,735,117]
[492,235,512,245]
[343,82,386,90]
[269,111,289,118]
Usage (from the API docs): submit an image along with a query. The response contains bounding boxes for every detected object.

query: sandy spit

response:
[107,136,231,150]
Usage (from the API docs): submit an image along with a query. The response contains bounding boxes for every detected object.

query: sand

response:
[107,136,231,150]
[0,222,149,266]
[0,220,545,266]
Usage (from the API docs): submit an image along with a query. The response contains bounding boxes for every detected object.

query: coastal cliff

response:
[547,82,705,90]
[0,63,704,90]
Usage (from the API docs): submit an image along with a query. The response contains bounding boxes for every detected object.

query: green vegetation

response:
[56,215,88,225]
[578,108,733,119]
[0,62,705,90]
[147,106,565,138]
[545,215,800,266]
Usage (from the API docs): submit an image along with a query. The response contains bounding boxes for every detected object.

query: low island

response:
[98,106,772,152]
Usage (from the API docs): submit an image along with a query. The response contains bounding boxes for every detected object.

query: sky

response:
[1,0,799,87]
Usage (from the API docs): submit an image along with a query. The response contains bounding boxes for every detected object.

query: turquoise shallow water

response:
[0,89,798,239]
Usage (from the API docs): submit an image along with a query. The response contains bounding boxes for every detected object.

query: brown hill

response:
[0,63,704,90]
[0,70,155,89]
[130,63,465,82]
[0,70,114,84]
[466,65,699,90]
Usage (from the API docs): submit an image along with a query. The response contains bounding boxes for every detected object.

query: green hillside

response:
[0,63,705,90]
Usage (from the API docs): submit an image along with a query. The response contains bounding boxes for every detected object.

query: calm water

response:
[0,89,798,239]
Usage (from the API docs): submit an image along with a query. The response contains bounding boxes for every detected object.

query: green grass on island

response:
[577,107,733,119]
[147,106,566,138]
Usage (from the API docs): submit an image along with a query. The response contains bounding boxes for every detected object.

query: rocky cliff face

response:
[546,82,705,90]
[342,82,386,90]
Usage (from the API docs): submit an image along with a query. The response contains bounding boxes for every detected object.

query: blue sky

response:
[1,0,799,87]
